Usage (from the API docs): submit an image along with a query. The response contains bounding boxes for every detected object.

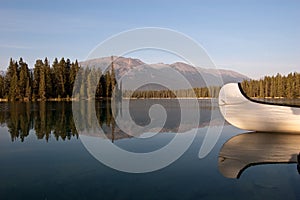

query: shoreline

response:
[1,97,299,102]
[0,97,216,102]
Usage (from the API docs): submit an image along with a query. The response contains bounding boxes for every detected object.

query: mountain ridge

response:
[80,57,249,89]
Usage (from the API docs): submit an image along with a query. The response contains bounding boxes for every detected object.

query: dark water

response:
[0,100,300,200]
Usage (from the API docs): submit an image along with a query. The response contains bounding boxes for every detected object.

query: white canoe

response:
[219,83,300,133]
[218,132,300,179]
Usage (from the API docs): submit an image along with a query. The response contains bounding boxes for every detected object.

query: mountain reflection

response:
[0,99,222,142]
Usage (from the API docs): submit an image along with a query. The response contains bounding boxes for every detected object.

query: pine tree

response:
[44,58,52,98]
[276,73,283,97]
[33,59,43,100]
[18,58,30,100]
[292,73,297,98]
[9,71,18,101]
[95,68,103,98]
[110,56,117,97]
[0,75,4,98]
[73,67,83,99]
[259,80,264,98]
[286,73,293,99]
[39,64,46,101]
[270,76,276,98]
[105,71,111,98]
[100,74,106,97]
[25,79,31,101]
[52,58,66,98]
[4,58,14,93]
[296,73,300,98]
[8,59,19,101]
[58,58,66,98]
[69,60,79,98]
[264,77,269,97]
[80,67,89,99]
[87,67,95,99]
[65,58,71,97]
[51,58,59,98]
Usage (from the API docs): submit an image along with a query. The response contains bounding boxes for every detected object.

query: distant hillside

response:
[80,57,248,90]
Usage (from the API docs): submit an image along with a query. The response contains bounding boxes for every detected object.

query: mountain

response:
[80,57,249,90]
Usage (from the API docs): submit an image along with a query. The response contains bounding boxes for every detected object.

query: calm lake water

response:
[1,100,300,200]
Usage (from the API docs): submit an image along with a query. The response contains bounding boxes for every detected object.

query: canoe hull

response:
[218,83,300,133]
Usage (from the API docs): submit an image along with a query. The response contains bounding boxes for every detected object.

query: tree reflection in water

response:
[0,99,219,142]
[0,101,117,142]
[0,100,151,142]
[0,102,73,142]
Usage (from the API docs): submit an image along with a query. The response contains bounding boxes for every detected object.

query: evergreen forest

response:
[0,57,117,101]
[241,72,300,99]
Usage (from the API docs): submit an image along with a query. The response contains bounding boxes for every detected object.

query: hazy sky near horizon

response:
[0,0,299,79]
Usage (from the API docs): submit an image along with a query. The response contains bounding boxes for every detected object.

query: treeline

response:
[241,72,300,98]
[0,57,117,101]
[72,63,118,100]
[124,86,221,98]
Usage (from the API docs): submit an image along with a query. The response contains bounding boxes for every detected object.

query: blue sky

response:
[0,0,299,78]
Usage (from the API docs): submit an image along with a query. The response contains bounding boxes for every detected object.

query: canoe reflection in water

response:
[298,154,300,174]
[218,132,300,179]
